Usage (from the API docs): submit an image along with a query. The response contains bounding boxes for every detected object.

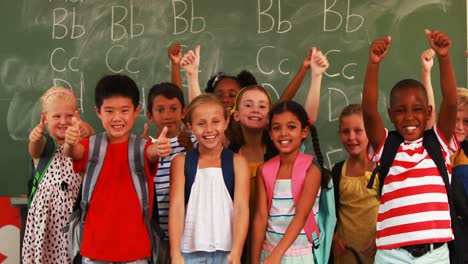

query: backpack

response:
[262,153,336,264]
[28,134,57,208]
[367,129,468,264]
[64,133,162,264]
[184,147,235,204]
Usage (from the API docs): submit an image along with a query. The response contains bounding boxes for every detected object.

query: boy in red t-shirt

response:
[64,74,171,263]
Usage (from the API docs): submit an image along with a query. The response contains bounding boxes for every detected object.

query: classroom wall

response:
[1,0,466,195]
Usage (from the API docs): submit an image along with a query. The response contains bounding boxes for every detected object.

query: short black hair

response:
[95,74,140,109]
[390,79,428,107]
[147,82,185,113]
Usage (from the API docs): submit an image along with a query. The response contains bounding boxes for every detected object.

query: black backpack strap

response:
[28,134,57,207]
[367,131,404,195]
[221,148,235,200]
[184,148,199,205]
[331,160,344,220]
[460,141,468,156]
[423,130,450,197]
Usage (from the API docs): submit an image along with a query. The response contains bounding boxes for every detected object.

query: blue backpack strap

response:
[184,148,199,205]
[184,147,235,205]
[221,147,235,200]
[28,134,57,208]
[367,131,404,194]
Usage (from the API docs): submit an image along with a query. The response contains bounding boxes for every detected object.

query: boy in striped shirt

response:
[362,30,458,263]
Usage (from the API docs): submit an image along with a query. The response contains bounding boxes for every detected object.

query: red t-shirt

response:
[73,138,157,262]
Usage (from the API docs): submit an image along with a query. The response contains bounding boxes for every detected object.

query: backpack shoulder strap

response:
[261,155,281,212]
[221,148,235,200]
[184,148,199,205]
[28,134,57,207]
[460,141,468,157]
[423,130,450,198]
[367,131,404,195]
[331,160,345,220]
[82,133,108,208]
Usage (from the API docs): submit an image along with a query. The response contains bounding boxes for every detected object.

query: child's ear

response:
[302,125,310,139]
[387,107,395,123]
[233,111,240,122]
[146,111,153,121]
[95,106,102,119]
[181,106,187,119]
[135,104,141,117]
[224,116,230,130]
[426,104,433,120]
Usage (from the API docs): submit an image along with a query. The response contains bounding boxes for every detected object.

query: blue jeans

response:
[182,251,229,264]
[375,243,449,264]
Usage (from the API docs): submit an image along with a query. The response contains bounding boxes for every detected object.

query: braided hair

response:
[269,100,331,189]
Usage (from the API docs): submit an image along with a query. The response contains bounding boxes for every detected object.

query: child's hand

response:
[332,235,347,257]
[171,255,185,264]
[73,110,93,139]
[180,45,200,76]
[361,236,377,257]
[168,42,182,65]
[140,123,151,141]
[29,113,46,143]
[177,123,194,150]
[302,49,313,69]
[421,48,435,72]
[369,36,391,64]
[156,127,171,158]
[310,47,329,77]
[65,115,81,146]
[262,254,281,264]
[227,252,241,264]
[425,29,451,58]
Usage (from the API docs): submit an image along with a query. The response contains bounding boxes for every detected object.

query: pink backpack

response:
[262,153,319,244]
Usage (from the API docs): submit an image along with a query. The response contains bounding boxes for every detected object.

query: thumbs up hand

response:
[180,45,200,77]
[29,113,47,143]
[177,123,194,150]
[425,29,451,58]
[156,127,171,158]
[65,112,81,146]
[73,110,94,139]
[310,47,329,77]
[140,123,151,141]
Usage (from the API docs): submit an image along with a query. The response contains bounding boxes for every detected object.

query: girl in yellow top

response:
[331,104,379,264]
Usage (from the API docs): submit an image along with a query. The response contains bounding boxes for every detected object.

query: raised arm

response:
[274,49,312,107]
[229,154,250,264]
[421,48,436,129]
[251,165,269,264]
[180,45,202,101]
[29,113,47,159]
[168,154,186,264]
[262,163,321,263]
[304,47,329,124]
[426,29,458,141]
[168,42,183,90]
[362,36,391,150]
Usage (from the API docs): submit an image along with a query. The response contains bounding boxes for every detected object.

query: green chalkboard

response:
[1,0,466,196]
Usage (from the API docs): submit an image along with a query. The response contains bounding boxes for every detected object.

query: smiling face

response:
[339,113,368,157]
[269,111,309,155]
[187,101,228,151]
[388,87,431,141]
[234,89,270,130]
[96,96,140,143]
[214,78,241,111]
[44,100,76,143]
[455,109,468,142]
[147,95,184,138]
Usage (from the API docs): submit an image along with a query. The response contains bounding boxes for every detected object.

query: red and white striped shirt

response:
[367,125,459,249]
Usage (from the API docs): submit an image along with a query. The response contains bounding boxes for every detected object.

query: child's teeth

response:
[406,126,416,131]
